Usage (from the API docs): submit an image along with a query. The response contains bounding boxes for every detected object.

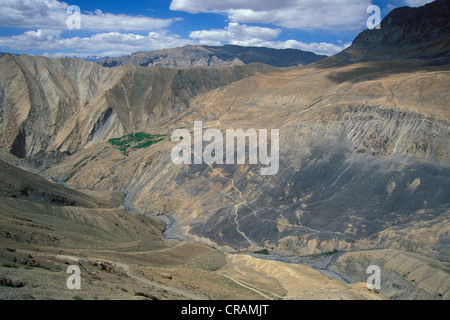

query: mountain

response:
[0,144,381,301]
[42,57,449,299]
[77,55,104,63]
[0,1,449,300]
[336,0,450,63]
[0,53,276,164]
[98,45,327,69]
[0,156,112,208]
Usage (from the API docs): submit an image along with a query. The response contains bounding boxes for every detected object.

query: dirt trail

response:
[225,254,382,300]
[57,254,207,300]
[218,273,277,300]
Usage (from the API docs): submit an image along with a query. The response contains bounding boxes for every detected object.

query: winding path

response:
[57,254,207,300]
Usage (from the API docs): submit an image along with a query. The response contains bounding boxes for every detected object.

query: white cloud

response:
[238,39,350,56]
[189,23,349,55]
[170,0,294,13]
[80,10,180,32]
[0,26,346,58]
[171,0,372,30]
[0,29,192,57]
[272,39,351,56]
[0,0,178,31]
[0,0,355,58]
[189,22,281,44]
[403,0,434,7]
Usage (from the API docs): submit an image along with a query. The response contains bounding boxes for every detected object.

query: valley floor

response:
[0,191,385,301]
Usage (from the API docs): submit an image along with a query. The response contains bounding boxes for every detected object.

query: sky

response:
[0,0,435,58]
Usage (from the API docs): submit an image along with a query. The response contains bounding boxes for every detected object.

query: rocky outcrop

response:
[336,0,450,63]
[332,249,450,300]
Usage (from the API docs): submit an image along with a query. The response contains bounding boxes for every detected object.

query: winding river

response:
[122,190,355,285]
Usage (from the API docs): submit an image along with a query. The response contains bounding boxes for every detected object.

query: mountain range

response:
[98,45,327,69]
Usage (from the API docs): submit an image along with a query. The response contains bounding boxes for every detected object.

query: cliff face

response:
[336,0,450,62]
[0,54,120,161]
[98,45,327,68]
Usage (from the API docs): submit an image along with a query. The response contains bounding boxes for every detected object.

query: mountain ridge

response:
[0,52,278,163]
[98,44,327,69]
[336,0,450,63]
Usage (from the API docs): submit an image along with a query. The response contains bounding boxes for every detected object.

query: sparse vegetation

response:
[307,249,340,259]
[254,249,270,255]
[108,132,167,155]
[1,262,19,268]
[318,249,339,257]
[63,172,76,183]
[72,296,83,300]
[133,138,164,149]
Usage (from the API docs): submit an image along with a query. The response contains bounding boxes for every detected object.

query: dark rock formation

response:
[336,0,450,63]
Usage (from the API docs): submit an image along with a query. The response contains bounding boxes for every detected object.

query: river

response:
[122,190,355,285]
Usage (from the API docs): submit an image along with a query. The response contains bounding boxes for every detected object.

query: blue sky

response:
[0,0,435,57]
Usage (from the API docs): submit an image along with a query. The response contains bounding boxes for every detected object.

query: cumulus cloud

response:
[171,0,372,30]
[267,39,351,56]
[189,23,348,55]
[0,29,192,57]
[0,23,348,58]
[189,22,281,44]
[0,0,356,58]
[170,0,295,13]
[403,0,434,7]
[0,0,177,31]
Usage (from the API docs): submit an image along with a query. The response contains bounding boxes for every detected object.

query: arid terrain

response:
[1,0,449,300]
[0,146,382,300]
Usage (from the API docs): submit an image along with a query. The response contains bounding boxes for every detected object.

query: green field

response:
[108,132,167,155]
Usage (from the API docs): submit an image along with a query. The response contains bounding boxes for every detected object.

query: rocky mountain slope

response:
[0,150,381,300]
[336,0,450,63]
[98,45,327,68]
[47,59,449,258]
[0,53,276,164]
